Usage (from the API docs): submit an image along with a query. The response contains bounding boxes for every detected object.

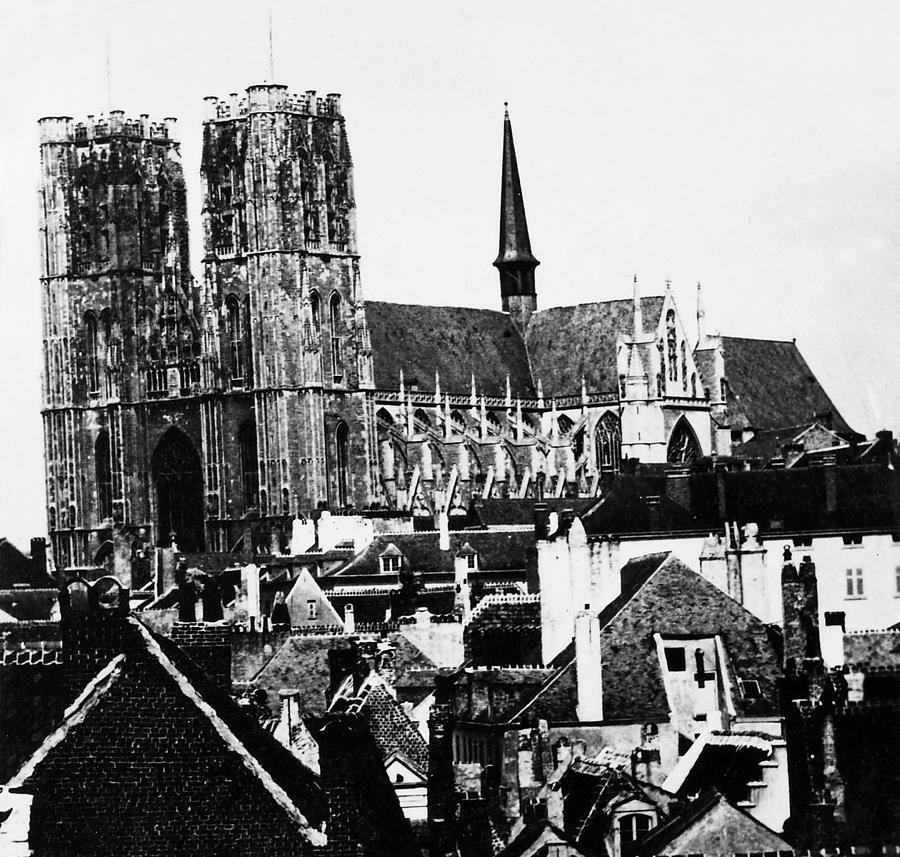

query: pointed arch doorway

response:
[152,428,204,550]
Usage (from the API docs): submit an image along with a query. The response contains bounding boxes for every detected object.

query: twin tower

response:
[37,84,540,572]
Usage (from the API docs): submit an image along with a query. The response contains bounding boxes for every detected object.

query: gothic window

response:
[96,430,112,521]
[336,422,350,507]
[680,341,687,389]
[413,408,431,432]
[238,421,259,511]
[666,310,677,382]
[85,312,100,394]
[557,414,574,437]
[656,339,664,396]
[486,411,503,434]
[226,296,243,382]
[573,427,585,460]
[691,373,697,398]
[595,412,621,474]
[48,506,57,531]
[450,410,466,434]
[720,378,728,402]
[310,291,321,334]
[330,294,343,381]
[667,418,701,464]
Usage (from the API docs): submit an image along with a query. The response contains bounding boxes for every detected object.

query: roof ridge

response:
[7,653,126,788]
[130,618,327,844]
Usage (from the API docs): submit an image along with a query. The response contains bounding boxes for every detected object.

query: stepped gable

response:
[718,336,854,435]
[509,553,781,724]
[635,789,791,856]
[5,616,328,853]
[525,296,665,397]
[365,301,533,397]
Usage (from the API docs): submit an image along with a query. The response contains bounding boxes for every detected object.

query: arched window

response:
[85,313,100,394]
[595,412,621,474]
[336,422,350,507]
[413,408,431,432]
[329,293,342,381]
[656,339,664,396]
[226,296,243,381]
[680,340,687,388]
[95,430,112,521]
[691,372,697,398]
[486,411,503,434]
[450,410,466,434]
[666,310,677,382]
[238,421,259,510]
[619,813,652,854]
[720,377,728,403]
[667,418,702,464]
[310,291,321,333]
[557,414,574,437]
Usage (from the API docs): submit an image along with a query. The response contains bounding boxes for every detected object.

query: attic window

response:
[381,553,402,573]
[307,599,318,619]
[466,553,477,569]
[738,678,761,699]
[664,647,686,672]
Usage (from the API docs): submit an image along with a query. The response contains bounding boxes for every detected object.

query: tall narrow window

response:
[330,293,343,382]
[666,310,677,382]
[680,341,687,389]
[85,313,100,394]
[238,421,259,510]
[336,422,350,507]
[310,291,321,334]
[595,412,621,474]
[95,431,112,521]
[845,568,864,598]
[226,296,243,382]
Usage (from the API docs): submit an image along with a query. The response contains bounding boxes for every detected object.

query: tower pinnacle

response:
[494,106,539,329]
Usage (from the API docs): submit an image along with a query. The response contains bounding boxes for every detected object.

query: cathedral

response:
[37,82,852,572]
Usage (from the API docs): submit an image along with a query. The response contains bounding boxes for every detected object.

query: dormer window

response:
[380,543,403,573]
[457,542,478,570]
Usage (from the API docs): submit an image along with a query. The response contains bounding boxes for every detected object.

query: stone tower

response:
[39,111,195,572]
[494,107,539,329]
[201,84,374,522]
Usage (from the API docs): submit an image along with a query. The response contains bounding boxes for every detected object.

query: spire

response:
[470,372,477,408]
[435,370,441,404]
[494,105,539,327]
[505,374,512,408]
[632,274,643,340]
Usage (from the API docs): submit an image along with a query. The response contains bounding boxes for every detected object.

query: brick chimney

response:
[781,548,822,670]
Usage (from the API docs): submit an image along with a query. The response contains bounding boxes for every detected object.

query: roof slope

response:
[525,297,664,397]
[719,336,853,434]
[510,552,781,723]
[365,301,534,397]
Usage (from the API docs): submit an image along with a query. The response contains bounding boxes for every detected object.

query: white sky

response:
[1,0,899,549]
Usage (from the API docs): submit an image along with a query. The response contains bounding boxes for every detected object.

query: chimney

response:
[327,639,357,702]
[241,563,261,631]
[454,544,475,623]
[715,465,728,521]
[781,548,822,670]
[343,603,355,635]
[376,636,397,688]
[823,459,837,516]
[29,537,47,581]
[644,495,661,530]
[533,502,550,540]
[428,673,457,857]
[575,605,603,721]
[438,511,450,551]
[664,467,691,510]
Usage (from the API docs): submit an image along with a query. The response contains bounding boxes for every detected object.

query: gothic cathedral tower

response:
[201,85,374,528]
[39,112,194,573]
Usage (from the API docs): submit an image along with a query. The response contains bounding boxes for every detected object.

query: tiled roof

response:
[0,589,58,621]
[465,594,542,667]
[525,297,664,397]
[365,301,534,397]
[508,552,782,724]
[718,336,854,434]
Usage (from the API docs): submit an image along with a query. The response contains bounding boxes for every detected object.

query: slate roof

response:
[365,296,665,399]
[581,464,900,537]
[496,821,590,857]
[718,336,854,435]
[329,529,534,578]
[0,589,58,621]
[525,297,664,397]
[635,790,791,856]
[464,594,542,666]
[365,301,534,397]
[509,552,782,724]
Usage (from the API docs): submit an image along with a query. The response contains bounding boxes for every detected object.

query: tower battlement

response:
[202,84,342,122]
[38,111,178,144]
